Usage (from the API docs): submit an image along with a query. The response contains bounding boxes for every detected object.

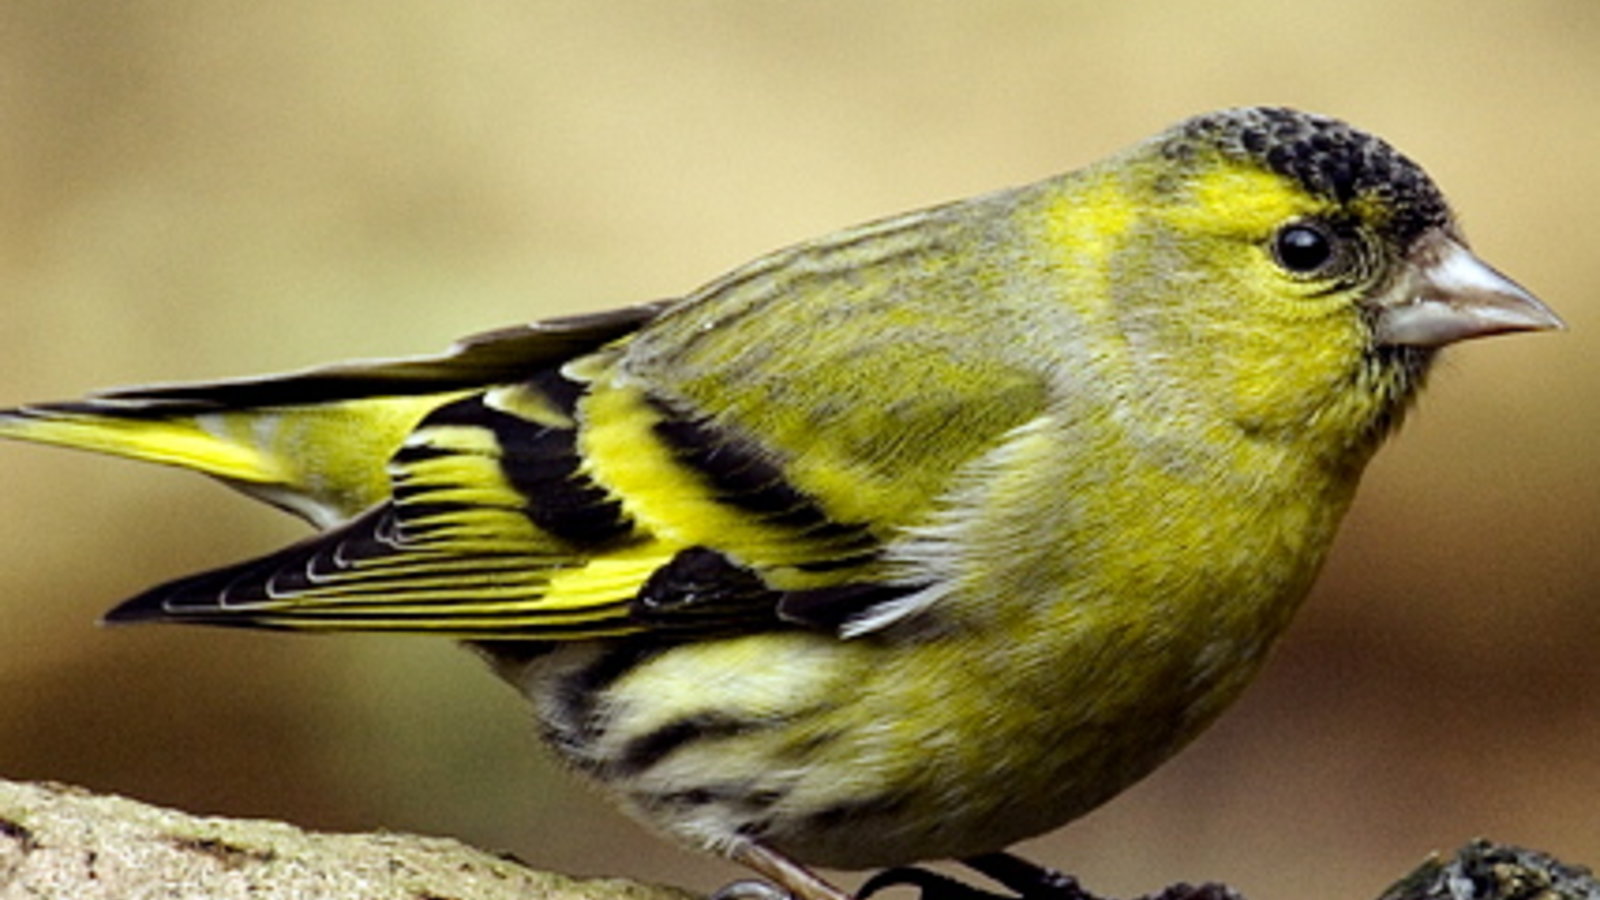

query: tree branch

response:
[0,777,1593,900]
[0,778,695,900]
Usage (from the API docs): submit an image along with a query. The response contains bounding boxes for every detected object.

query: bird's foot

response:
[852,852,1241,900]
[856,865,1019,900]
[1137,886,1242,900]
[856,852,1100,900]
[722,850,1241,900]
[712,879,803,900]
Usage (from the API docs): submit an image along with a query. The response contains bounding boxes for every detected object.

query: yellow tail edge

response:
[0,405,284,484]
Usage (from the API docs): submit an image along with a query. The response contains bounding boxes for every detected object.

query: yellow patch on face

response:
[1168,164,1331,238]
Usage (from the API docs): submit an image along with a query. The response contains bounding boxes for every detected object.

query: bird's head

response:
[1070,107,1561,456]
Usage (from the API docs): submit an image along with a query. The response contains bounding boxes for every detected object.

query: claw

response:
[1140,885,1242,900]
[854,853,1099,900]
[720,845,1235,900]
[712,879,797,900]
[856,866,1013,900]
[959,853,1100,900]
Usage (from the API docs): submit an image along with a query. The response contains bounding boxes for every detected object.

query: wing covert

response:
[104,360,930,639]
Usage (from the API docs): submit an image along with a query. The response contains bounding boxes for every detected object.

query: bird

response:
[0,107,1561,900]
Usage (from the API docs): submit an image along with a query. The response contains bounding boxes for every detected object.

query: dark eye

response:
[1272,222,1335,274]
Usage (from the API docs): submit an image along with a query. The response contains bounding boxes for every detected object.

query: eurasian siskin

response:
[0,107,1562,900]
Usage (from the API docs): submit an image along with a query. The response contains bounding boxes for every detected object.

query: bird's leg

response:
[713,840,855,900]
[855,851,1102,900]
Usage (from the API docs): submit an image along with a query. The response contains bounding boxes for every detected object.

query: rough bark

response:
[0,777,1593,900]
[0,778,695,900]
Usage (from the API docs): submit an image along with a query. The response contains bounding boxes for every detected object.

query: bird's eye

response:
[1272,222,1336,274]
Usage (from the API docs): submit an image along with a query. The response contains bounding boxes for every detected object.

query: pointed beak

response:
[1371,231,1564,348]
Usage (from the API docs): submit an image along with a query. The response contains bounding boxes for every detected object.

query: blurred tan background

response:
[1,2,1597,898]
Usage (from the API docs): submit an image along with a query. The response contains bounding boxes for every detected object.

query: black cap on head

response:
[1163,107,1454,248]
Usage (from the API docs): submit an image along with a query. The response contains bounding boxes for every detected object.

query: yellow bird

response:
[0,108,1561,900]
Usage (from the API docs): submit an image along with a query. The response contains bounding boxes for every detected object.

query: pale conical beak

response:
[1371,231,1565,348]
